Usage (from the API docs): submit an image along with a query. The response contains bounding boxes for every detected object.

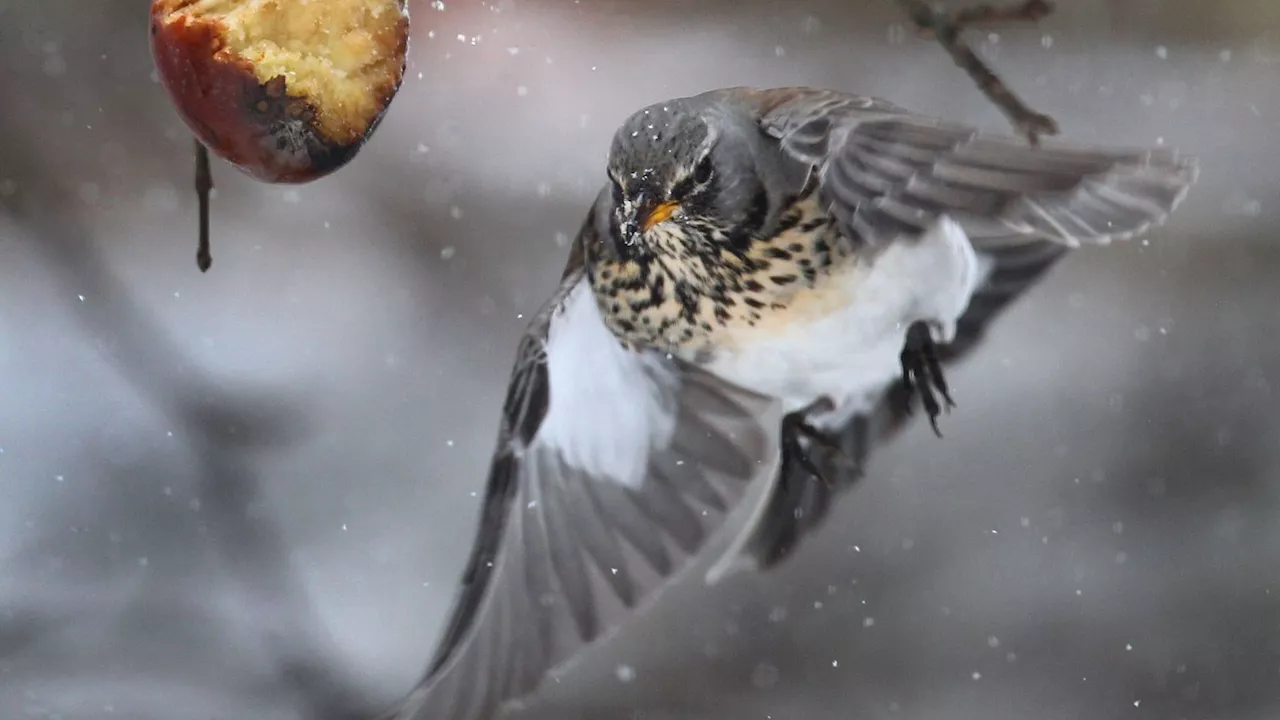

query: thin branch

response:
[931,0,1054,32]
[899,0,1059,145]
[195,138,213,272]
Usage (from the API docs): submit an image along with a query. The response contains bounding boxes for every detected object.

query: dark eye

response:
[693,155,714,184]
[609,175,624,203]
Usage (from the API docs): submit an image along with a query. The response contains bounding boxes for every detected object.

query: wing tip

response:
[1006,146,1199,248]
[1101,152,1200,245]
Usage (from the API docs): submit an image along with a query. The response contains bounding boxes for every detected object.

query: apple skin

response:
[149,1,409,184]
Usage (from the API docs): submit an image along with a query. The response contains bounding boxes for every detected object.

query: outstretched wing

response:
[386,253,783,719]
[748,86,1198,250]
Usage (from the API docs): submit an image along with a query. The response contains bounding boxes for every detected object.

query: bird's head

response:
[603,98,764,257]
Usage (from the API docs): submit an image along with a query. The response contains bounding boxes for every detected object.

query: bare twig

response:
[195,138,213,272]
[954,0,1053,26]
[899,0,1059,145]
[914,0,1054,35]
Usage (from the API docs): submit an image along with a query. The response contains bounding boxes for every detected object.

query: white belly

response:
[701,216,993,429]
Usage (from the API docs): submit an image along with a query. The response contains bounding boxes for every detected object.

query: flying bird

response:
[385,86,1198,719]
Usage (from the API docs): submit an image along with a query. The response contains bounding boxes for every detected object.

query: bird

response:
[383,86,1198,720]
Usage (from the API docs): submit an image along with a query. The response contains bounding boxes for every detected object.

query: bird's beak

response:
[639,199,680,232]
[616,193,680,250]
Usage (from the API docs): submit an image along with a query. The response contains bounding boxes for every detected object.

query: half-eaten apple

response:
[150,0,410,184]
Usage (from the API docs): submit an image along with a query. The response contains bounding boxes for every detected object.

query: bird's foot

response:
[899,320,955,437]
[782,398,859,487]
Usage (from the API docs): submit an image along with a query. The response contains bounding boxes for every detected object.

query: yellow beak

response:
[639,200,680,232]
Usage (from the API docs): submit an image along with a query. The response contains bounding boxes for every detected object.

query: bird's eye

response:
[609,175,624,203]
[693,155,714,184]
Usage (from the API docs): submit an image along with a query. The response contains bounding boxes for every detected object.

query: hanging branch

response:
[898,0,1060,145]
[194,139,213,272]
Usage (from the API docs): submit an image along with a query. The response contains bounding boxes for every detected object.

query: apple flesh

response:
[150,0,409,184]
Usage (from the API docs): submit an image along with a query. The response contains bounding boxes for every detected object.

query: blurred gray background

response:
[1,1,1278,718]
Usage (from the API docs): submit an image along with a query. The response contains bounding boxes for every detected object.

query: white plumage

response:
[536,279,678,489]
[534,216,992,490]
[705,216,993,431]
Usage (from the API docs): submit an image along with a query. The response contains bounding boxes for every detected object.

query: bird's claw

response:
[899,320,955,437]
[782,410,859,488]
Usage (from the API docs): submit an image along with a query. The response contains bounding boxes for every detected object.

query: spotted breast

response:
[585,183,991,426]
[584,183,856,359]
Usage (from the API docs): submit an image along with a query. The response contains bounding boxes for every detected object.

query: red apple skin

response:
[149,2,408,184]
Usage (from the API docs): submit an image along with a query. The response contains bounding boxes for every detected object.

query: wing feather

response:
[753,87,1198,250]
[385,268,782,720]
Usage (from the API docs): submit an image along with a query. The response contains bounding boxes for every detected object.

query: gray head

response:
[603,96,783,254]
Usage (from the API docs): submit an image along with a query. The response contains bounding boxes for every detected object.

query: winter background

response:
[1,0,1278,718]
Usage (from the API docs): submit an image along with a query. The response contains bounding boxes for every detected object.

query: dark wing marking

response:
[385,263,782,719]
[752,87,1198,249]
